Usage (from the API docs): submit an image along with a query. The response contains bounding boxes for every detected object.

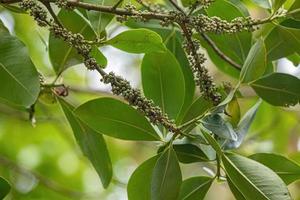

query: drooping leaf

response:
[249,153,300,184]
[90,46,107,68]
[223,153,292,200]
[75,97,160,141]
[105,29,166,54]
[178,176,213,200]
[224,99,261,149]
[173,144,209,163]
[58,98,112,188]
[127,156,158,200]
[0,177,10,199]
[83,0,120,35]
[240,38,267,83]
[0,21,40,107]
[49,9,98,74]
[142,50,185,121]
[250,73,300,106]
[151,146,182,200]
[201,0,252,78]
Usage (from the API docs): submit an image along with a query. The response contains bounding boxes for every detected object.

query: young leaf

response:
[142,50,185,121]
[49,9,97,74]
[83,0,120,35]
[0,177,10,199]
[173,144,209,163]
[250,73,300,106]
[0,21,40,107]
[151,146,182,200]
[224,99,261,149]
[223,153,292,200]
[240,38,267,83]
[74,97,160,141]
[178,176,213,200]
[249,153,300,184]
[58,98,112,188]
[105,29,166,54]
[127,156,158,200]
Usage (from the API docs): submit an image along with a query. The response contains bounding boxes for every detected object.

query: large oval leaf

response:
[240,39,267,83]
[249,153,300,185]
[105,29,166,54]
[250,73,300,106]
[223,153,292,200]
[142,50,185,121]
[74,97,160,141]
[0,177,10,199]
[173,144,209,163]
[151,146,182,200]
[58,98,112,188]
[178,176,213,200]
[49,9,98,74]
[0,21,40,107]
[127,156,158,200]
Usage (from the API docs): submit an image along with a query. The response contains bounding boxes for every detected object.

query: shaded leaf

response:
[178,176,213,200]
[90,46,107,68]
[151,146,182,200]
[58,98,112,188]
[289,0,300,20]
[0,177,10,199]
[75,97,160,141]
[201,127,223,156]
[173,144,208,163]
[249,153,300,184]
[223,153,292,200]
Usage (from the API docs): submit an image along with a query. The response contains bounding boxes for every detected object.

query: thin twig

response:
[168,0,185,14]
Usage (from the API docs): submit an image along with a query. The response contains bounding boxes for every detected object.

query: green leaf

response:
[75,97,160,141]
[142,50,185,121]
[287,53,300,66]
[289,0,300,20]
[227,177,246,200]
[265,19,300,61]
[201,127,223,156]
[0,177,10,199]
[90,46,107,68]
[249,153,300,184]
[105,29,166,54]
[223,153,292,200]
[83,0,120,35]
[240,38,267,83]
[181,0,197,7]
[173,144,209,163]
[58,98,112,188]
[201,0,252,78]
[250,73,300,106]
[178,176,213,200]
[127,156,158,200]
[49,9,97,74]
[0,21,40,107]
[151,146,182,200]
[273,0,286,12]
[226,97,240,127]
[251,0,272,9]
[1,4,27,13]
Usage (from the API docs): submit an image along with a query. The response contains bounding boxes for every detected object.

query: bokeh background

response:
[0,0,300,199]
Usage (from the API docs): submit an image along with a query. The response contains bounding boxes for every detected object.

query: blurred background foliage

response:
[0,0,300,199]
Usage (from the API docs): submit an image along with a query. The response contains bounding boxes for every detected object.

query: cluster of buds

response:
[191,14,257,34]
[55,0,74,10]
[19,0,48,26]
[102,73,178,132]
[189,0,215,10]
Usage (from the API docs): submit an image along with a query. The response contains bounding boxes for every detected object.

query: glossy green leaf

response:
[173,144,209,163]
[128,156,158,200]
[0,21,40,107]
[75,97,160,141]
[178,176,213,200]
[240,39,267,83]
[151,146,182,200]
[90,46,107,68]
[227,177,246,200]
[58,98,112,188]
[105,29,166,54]
[251,0,272,9]
[226,97,241,127]
[49,9,97,74]
[223,153,292,200]
[83,0,120,35]
[202,0,252,78]
[289,0,300,20]
[250,73,300,106]
[249,153,300,184]
[0,177,10,199]
[142,50,185,121]
[201,127,223,156]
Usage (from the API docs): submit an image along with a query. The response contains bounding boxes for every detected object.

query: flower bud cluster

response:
[116,4,150,23]
[19,0,48,26]
[102,72,178,132]
[191,14,257,34]
[55,0,74,10]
